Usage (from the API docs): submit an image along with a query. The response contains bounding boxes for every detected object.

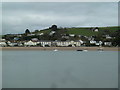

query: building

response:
[0,42,7,47]
[91,27,99,32]
[39,41,82,47]
[24,40,38,46]
[104,42,112,46]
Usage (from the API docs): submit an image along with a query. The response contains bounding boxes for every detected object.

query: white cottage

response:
[104,42,112,46]
[24,40,37,46]
[0,42,7,47]
[91,27,99,32]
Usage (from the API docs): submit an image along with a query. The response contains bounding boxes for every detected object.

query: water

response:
[2,50,118,88]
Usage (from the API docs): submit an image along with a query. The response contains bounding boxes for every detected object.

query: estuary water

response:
[2,50,118,88]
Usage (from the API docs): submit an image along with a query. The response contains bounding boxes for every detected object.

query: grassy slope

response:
[32,26,119,36]
[32,29,51,34]
[67,26,119,36]
[66,28,98,36]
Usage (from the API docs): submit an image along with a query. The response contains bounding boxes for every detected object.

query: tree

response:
[35,30,39,33]
[94,33,103,41]
[113,29,120,46]
[103,29,110,35]
[25,29,30,35]
[51,25,57,31]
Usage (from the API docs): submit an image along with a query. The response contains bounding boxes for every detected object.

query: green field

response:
[66,28,98,36]
[67,26,119,36]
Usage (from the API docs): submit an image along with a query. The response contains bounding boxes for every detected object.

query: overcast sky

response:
[2,2,118,34]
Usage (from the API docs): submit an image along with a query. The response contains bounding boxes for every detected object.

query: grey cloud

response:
[2,2,118,34]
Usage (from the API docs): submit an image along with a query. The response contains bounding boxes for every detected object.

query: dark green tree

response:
[113,29,120,46]
[51,25,57,31]
[25,29,30,35]
[35,30,39,33]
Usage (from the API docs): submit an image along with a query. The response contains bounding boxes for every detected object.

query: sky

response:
[2,2,118,34]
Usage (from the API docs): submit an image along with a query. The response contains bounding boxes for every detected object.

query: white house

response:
[61,36,69,39]
[79,40,84,44]
[8,42,18,47]
[90,40,103,46]
[24,40,37,46]
[27,34,35,36]
[40,41,52,47]
[0,42,7,47]
[38,33,44,36]
[105,35,112,39]
[39,41,81,47]
[104,42,112,46]
[49,31,56,36]
[65,41,81,47]
[31,38,39,42]
[0,39,6,42]
[91,27,99,32]
[90,40,96,44]
[95,42,100,46]
[69,34,75,37]
[56,41,70,47]
[98,41,103,46]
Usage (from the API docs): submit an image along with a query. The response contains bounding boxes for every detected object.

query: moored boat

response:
[77,49,83,51]
[53,49,58,51]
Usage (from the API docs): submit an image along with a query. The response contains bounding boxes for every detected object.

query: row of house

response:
[0,40,112,47]
[21,40,82,47]
[0,40,82,47]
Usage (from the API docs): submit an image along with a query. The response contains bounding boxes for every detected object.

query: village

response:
[0,25,119,47]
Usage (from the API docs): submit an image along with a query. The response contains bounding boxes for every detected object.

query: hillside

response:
[32,26,119,36]
[2,26,120,46]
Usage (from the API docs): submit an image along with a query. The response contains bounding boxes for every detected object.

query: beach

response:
[0,47,119,51]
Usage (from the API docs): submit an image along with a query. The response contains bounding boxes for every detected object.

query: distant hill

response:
[32,26,119,37]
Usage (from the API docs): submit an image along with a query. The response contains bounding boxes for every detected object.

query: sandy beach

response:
[0,47,119,51]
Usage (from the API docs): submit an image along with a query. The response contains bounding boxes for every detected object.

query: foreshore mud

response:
[0,47,119,51]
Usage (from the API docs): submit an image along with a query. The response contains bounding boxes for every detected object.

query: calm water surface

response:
[2,51,118,88]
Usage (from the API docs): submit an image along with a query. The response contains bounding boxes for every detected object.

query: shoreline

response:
[0,47,119,51]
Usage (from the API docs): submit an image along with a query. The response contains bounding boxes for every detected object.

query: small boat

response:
[77,49,83,51]
[77,49,88,52]
[83,50,88,52]
[97,48,103,51]
[98,49,103,52]
[53,49,58,51]
[98,46,103,51]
